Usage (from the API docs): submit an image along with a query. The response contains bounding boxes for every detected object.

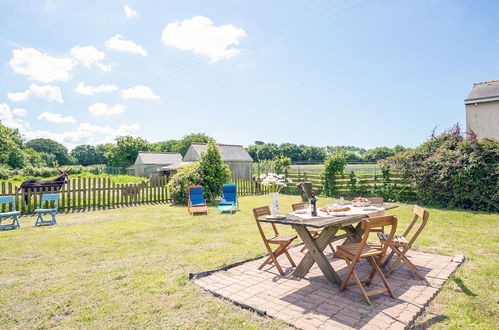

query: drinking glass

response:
[339,196,344,206]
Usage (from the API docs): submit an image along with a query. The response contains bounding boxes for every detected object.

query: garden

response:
[0,126,497,329]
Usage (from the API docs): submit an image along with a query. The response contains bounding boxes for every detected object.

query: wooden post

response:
[77,178,82,210]
[92,178,96,210]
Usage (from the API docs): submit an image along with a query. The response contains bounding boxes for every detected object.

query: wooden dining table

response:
[258,204,398,285]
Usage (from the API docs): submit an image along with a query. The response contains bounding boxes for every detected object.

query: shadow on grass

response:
[414,314,449,329]
[452,276,477,296]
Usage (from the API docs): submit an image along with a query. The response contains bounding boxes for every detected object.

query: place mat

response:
[290,206,385,219]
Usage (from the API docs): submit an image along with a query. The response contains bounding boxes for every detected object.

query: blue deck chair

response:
[34,193,59,226]
[0,196,21,231]
[188,186,208,214]
[217,184,239,214]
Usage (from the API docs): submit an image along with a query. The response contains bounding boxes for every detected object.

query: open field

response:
[0,173,146,187]
[0,195,497,329]
[289,163,379,174]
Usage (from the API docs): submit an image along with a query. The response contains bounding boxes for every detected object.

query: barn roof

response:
[137,152,182,164]
[161,162,193,171]
[465,80,499,104]
[188,143,253,162]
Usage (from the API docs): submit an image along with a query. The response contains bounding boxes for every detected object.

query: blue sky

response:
[1,0,498,150]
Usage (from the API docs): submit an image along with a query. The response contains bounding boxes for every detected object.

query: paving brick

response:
[194,245,460,330]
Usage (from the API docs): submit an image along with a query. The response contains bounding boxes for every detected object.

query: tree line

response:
[247,142,406,163]
[1,118,407,173]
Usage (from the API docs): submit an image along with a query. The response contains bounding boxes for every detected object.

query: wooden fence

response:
[230,175,274,196]
[0,177,169,213]
[285,171,415,200]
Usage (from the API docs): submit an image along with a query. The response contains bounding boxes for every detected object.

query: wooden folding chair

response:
[366,198,385,232]
[336,215,397,304]
[378,205,429,280]
[292,202,335,253]
[253,206,297,275]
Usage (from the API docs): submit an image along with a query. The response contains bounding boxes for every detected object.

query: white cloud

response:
[70,45,112,72]
[7,83,64,103]
[75,82,119,95]
[121,85,160,100]
[0,103,30,131]
[124,5,137,18]
[161,16,246,62]
[8,48,77,82]
[105,34,147,56]
[88,103,124,116]
[37,112,75,124]
[12,108,27,116]
[24,122,140,149]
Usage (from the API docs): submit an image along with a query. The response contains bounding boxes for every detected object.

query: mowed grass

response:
[0,195,497,329]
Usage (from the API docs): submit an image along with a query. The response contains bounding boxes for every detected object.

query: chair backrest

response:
[0,196,16,212]
[222,184,237,203]
[188,186,205,206]
[367,197,384,205]
[357,215,397,257]
[253,206,278,240]
[401,205,429,248]
[40,193,59,210]
[292,202,308,211]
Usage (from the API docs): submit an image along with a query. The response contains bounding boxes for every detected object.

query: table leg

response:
[292,226,341,285]
[341,223,364,244]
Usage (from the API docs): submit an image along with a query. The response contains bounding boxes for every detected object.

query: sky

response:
[1,0,498,150]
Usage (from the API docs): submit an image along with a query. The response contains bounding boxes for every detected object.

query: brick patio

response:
[194,243,463,329]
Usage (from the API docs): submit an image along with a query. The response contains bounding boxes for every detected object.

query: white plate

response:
[294,209,307,214]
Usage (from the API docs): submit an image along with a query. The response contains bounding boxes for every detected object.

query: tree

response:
[0,122,23,166]
[279,143,302,161]
[246,145,261,161]
[95,144,109,164]
[197,140,231,201]
[172,133,213,156]
[151,139,178,152]
[256,143,280,160]
[25,138,70,165]
[363,147,395,162]
[104,136,151,167]
[71,144,98,165]
[39,152,57,167]
[301,146,326,162]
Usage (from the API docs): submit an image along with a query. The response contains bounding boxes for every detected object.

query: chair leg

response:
[352,269,371,304]
[340,259,357,291]
[370,256,394,298]
[381,250,395,268]
[366,255,382,286]
[284,248,296,267]
[35,214,41,226]
[386,247,405,277]
[389,249,426,280]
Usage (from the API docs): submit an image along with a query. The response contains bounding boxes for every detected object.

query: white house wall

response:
[466,101,499,140]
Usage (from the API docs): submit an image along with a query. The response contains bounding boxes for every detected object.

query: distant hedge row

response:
[0,165,107,180]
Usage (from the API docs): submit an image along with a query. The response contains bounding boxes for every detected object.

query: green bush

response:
[321,152,347,197]
[197,141,231,201]
[383,126,499,211]
[167,163,202,204]
[0,165,11,180]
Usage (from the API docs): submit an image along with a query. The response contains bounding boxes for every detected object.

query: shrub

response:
[0,165,11,180]
[167,163,202,204]
[321,152,347,197]
[383,126,499,211]
[197,141,231,201]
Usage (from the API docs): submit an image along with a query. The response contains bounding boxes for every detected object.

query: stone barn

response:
[182,143,254,179]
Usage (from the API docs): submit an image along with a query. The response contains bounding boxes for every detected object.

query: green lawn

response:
[0,195,497,329]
